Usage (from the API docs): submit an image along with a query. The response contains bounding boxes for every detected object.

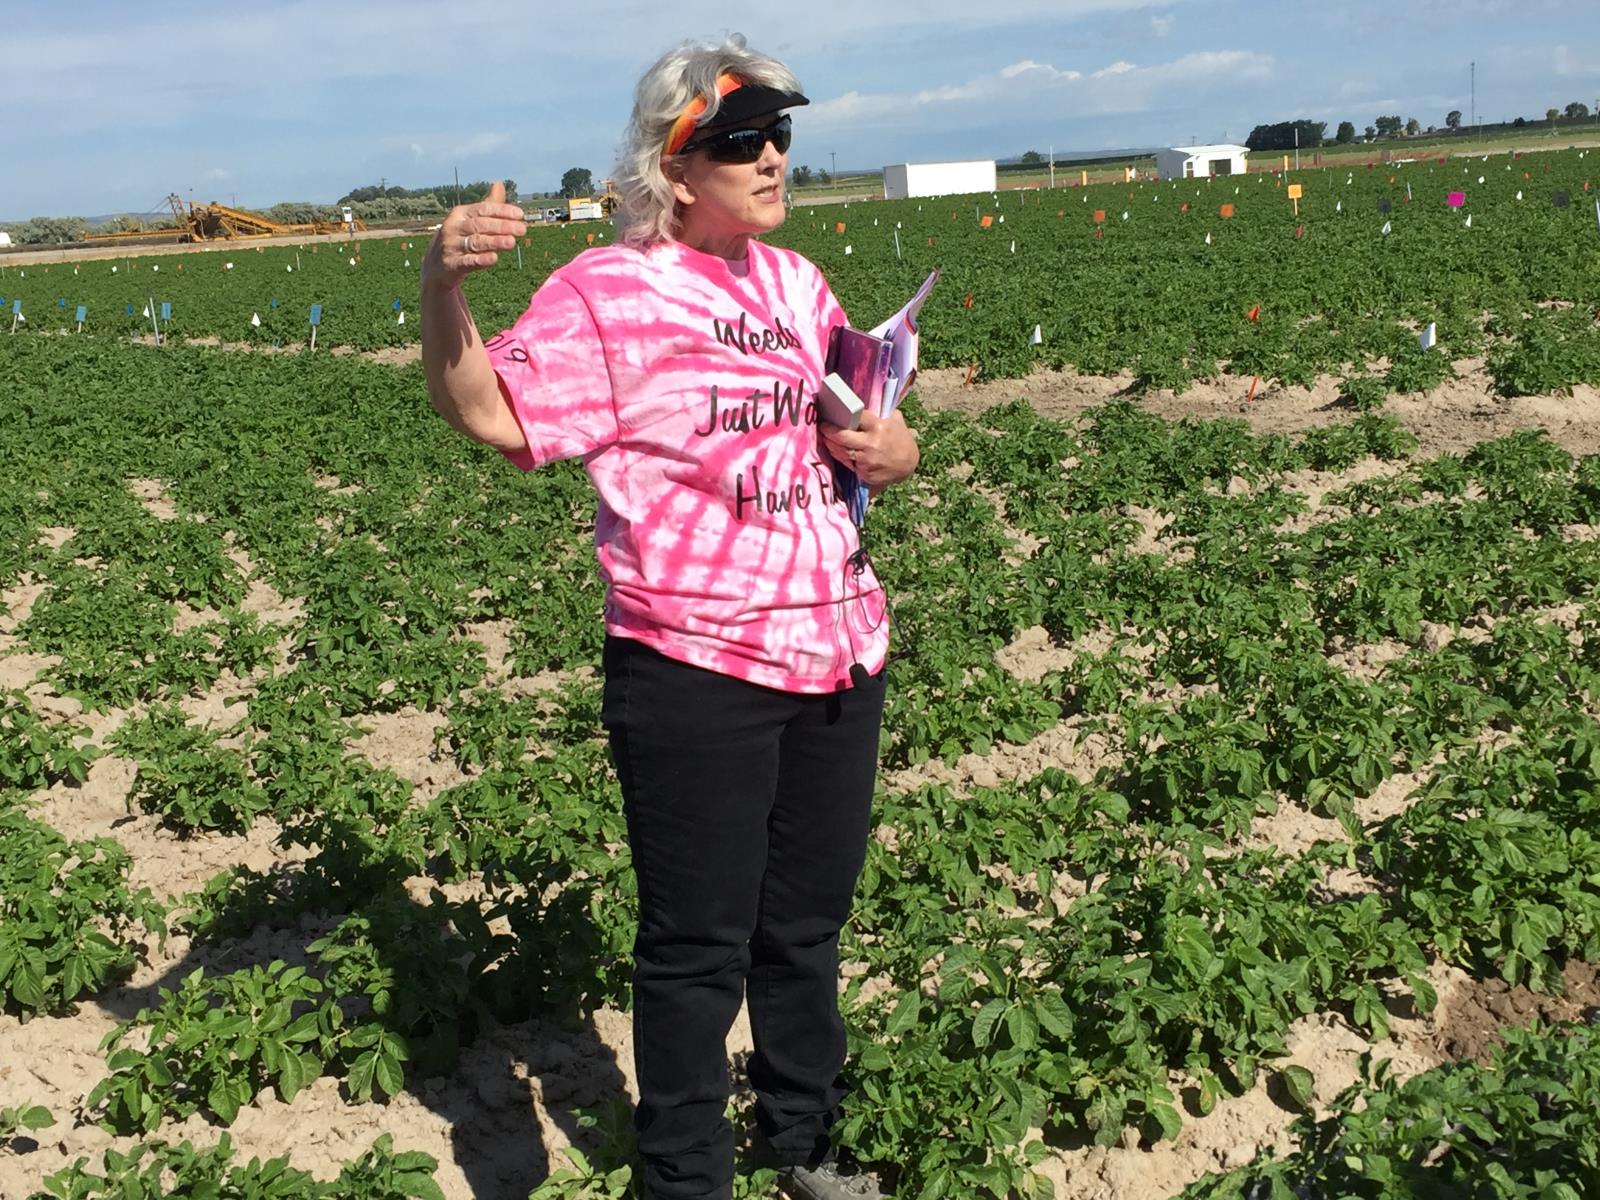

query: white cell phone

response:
[817,372,865,430]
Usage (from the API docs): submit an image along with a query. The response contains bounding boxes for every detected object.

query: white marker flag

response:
[397,311,406,325]
[1464,214,1472,228]
[1381,221,1392,236]
[1029,324,1043,345]
[1419,322,1437,351]
[251,313,261,327]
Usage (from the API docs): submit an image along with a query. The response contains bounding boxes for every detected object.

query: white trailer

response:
[882,160,998,200]
[1153,144,1250,181]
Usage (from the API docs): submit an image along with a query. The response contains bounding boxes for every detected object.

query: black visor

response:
[698,83,809,133]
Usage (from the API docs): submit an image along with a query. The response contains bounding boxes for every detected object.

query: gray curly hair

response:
[612,33,802,249]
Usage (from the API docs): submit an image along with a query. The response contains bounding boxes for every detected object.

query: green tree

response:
[1364,125,1377,141]
[1404,117,1421,136]
[1245,120,1326,151]
[560,168,593,199]
[791,165,813,187]
[9,216,87,244]
[1446,110,1462,130]
[503,179,518,203]
[1374,115,1403,138]
[1336,120,1356,144]
[1020,150,1044,164]
[1547,108,1560,127]
[1565,101,1591,120]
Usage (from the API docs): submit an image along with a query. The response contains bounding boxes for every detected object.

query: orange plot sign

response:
[1093,209,1106,223]
[1220,203,1235,218]
[979,215,994,228]
[1286,184,1303,199]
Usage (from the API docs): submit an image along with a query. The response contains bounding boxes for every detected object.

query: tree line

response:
[1247,101,1595,150]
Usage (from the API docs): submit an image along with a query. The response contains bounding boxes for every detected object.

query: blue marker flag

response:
[75,305,87,322]
[58,297,67,307]
[10,300,20,315]
[270,298,278,309]
[309,304,323,326]
[127,304,135,315]
[160,302,172,321]
[392,299,402,311]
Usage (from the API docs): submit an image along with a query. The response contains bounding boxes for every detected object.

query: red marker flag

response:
[1247,304,1261,323]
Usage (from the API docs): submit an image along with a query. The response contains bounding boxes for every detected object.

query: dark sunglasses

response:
[679,115,792,163]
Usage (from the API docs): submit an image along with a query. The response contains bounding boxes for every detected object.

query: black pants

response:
[600,635,887,1200]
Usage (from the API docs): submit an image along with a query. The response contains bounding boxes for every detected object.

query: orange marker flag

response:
[979,215,994,228]
[963,293,974,309]
[1220,203,1235,218]
[835,221,846,233]
[586,233,595,245]
[1180,202,1189,213]
[1093,209,1106,223]
[1247,304,1261,322]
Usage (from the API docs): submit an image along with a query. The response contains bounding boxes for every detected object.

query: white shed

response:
[1153,144,1249,180]
[882,160,997,200]
[0,231,11,247]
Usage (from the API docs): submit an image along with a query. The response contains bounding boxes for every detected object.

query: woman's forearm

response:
[419,279,509,442]
[418,183,529,453]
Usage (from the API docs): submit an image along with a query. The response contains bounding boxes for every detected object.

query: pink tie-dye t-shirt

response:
[485,237,888,693]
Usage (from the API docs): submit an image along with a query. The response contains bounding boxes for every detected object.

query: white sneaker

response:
[778,1157,884,1199]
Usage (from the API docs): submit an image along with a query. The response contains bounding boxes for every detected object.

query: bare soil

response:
[2,363,1597,1199]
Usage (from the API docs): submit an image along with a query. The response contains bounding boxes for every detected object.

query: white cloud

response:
[1150,14,1174,35]
[203,166,231,181]
[448,132,512,158]
[410,143,425,159]
[806,48,1272,131]
[1553,45,1599,78]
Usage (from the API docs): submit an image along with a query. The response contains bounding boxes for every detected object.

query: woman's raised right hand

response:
[423,180,528,290]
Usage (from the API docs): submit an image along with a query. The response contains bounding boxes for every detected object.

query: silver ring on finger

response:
[462,234,473,255]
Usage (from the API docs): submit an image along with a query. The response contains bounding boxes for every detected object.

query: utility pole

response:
[830,151,837,182]
[454,167,461,207]
[380,176,386,197]
[1470,61,1476,138]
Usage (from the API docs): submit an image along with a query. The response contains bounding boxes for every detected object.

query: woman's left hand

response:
[820,408,919,491]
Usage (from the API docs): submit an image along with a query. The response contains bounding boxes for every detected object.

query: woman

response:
[420,33,917,1200]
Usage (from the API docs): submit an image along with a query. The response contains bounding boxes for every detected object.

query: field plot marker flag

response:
[9,299,20,333]
[1287,183,1303,216]
[75,305,86,333]
[1419,322,1437,351]
[309,303,322,351]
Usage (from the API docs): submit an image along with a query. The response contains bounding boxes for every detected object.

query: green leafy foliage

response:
[0,809,165,1018]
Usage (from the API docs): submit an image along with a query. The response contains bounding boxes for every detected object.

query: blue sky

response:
[3,0,1597,218]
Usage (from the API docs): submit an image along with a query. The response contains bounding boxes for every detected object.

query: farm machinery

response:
[83,195,367,244]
